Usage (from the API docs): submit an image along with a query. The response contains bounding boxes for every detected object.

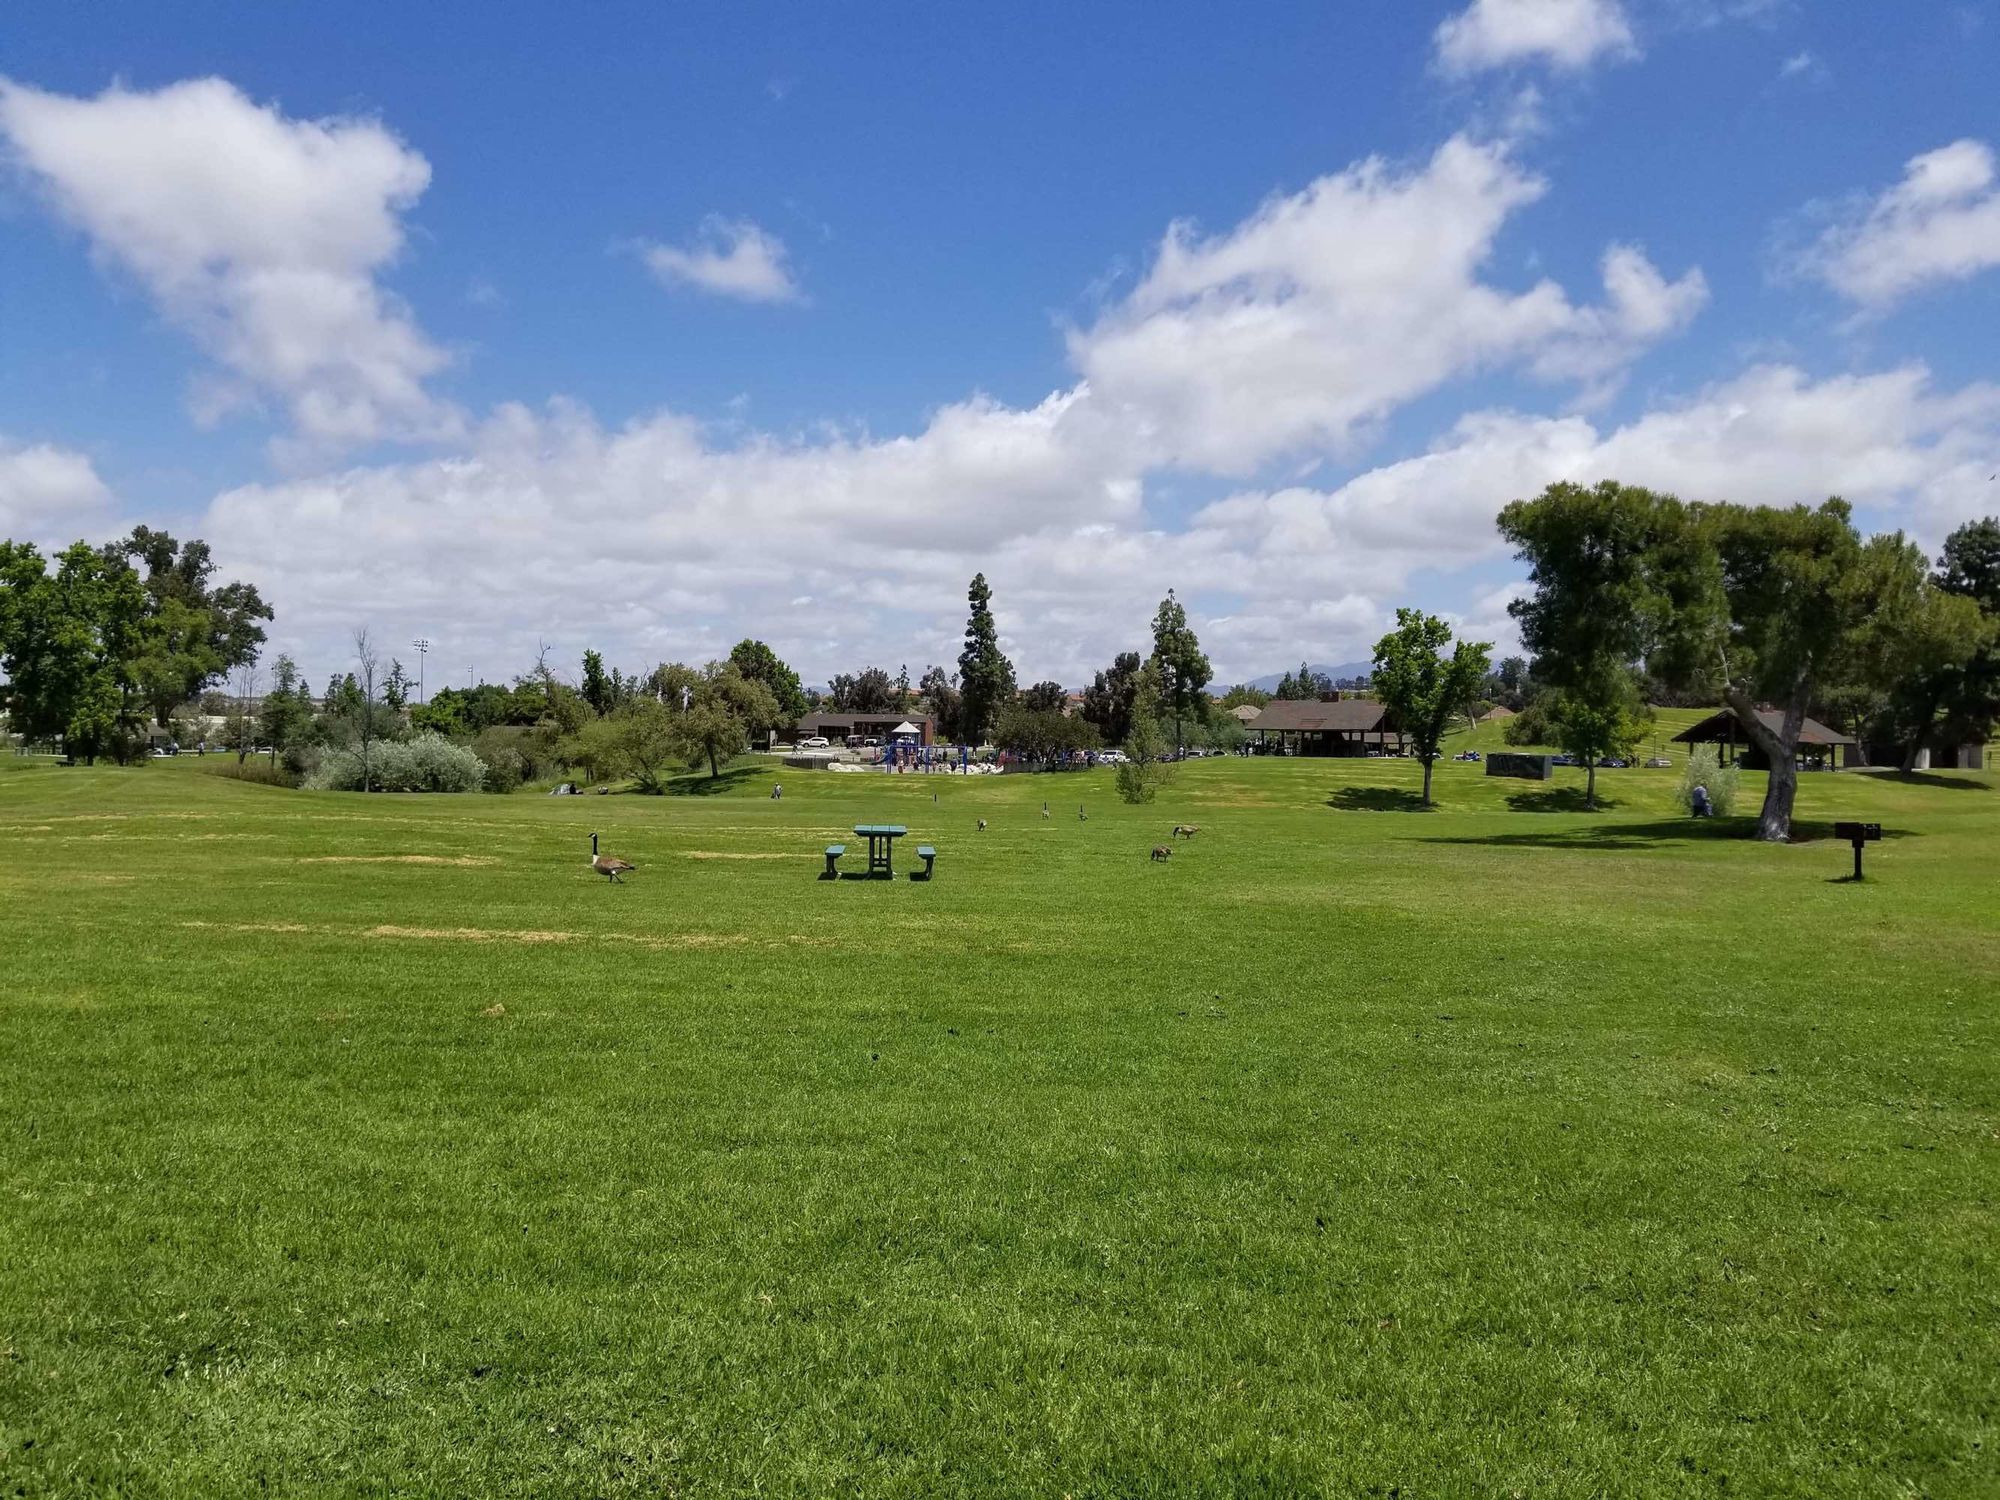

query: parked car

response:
[799,736,830,749]
[1599,757,1629,769]
[1550,753,1577,767]
[1645,756,1673,769]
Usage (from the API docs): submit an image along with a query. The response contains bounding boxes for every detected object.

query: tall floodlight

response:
[412,638,431,705]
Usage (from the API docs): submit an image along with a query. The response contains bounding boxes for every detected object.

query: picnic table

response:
[853,824,907,877]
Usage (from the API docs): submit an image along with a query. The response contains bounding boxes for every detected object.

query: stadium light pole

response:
[412,638,431,705]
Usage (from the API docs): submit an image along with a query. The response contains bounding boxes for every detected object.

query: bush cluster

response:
[203,760,299,789]
[303,732,487,793]
[1675,744,1741,817]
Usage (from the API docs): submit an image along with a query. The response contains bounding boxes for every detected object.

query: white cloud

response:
[203,363,1999,689]
[1800,139,2000,310]
[0,441,113,541]
[1434,0,1638,76]
[0,76,458,459]
[1186,364,2000,597]
[638,217,801,303]
[1069,136,1704,472]
[1776,50,1825,82]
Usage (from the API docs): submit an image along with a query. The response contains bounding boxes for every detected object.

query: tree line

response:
[9,498,1995,825]
[1498,485,2000,838]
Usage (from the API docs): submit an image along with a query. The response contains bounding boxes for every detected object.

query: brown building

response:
[796,710,935,746]
[1246,698,1403,756]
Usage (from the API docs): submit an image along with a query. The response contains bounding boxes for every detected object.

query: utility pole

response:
[411,638,431,705]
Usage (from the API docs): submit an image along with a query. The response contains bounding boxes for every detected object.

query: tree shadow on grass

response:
[1505,787,1622,813]
[1426,816,1917,852]
[1852,769,1991,792]
[664,766,767,797]
[1327,786,1434,813]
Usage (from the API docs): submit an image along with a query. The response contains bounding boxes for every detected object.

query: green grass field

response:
[2,751,1996,1496]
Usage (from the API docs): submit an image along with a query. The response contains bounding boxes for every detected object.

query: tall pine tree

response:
[956,573,1015,745]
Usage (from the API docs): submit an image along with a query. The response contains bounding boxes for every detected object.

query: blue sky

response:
[3,0,1998,691]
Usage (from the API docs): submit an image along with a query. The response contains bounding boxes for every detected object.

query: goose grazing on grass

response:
[978,819,988,831]
[589,832,636,884]
[1078,806,1088,822]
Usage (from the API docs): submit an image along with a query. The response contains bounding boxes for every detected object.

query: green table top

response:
[853,824,908,837]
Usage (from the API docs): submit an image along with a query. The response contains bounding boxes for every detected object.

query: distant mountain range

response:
[1237,661,1372,693]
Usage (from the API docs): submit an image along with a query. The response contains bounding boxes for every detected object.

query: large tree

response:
[580,650,612,715]
[1022,680,1067,713]
[956,573,1015,745]
[1274,662,1331,701]
[668,660,780,779]
[257,654,313,769]
[0,540,148,763]
[1697,501,1920,839]
[105,527,272,731]
[1370,609,1491,806]
[1149,588,1211,753]
[1500,483,1927,839]
[1078,651,1142,746]
[728,639,809,726]
[1922,517,2000,757]
[1499,481,1670,808]
[918,664,962,742]
[827,666,900,713]
[992,702,1098,765]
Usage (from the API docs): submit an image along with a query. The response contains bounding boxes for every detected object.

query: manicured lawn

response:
[1,752,1995,1496]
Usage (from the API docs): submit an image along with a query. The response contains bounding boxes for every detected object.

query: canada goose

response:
[1173,823,1200,839]
[978,819,987,831]
[1150,845,1172,861]
[1078,806,1088,821]
[1041,802,1050,819]
[589,832,635,883]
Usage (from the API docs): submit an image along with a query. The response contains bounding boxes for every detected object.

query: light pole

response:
[411,638,430,705]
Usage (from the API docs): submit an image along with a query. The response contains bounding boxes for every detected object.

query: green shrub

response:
[479,744,525,794]
[1676,743,1741,816]
[473,726,544,786]
[303,732,487,792]
[204,760,298,789]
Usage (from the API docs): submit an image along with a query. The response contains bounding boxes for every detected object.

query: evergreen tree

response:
[1149,588,1211,753]
[956,573,1015,745]
[580,649,612,715]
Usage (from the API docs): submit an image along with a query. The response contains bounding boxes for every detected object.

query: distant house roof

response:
[1478,705,1516,721]
[1229,704,1263,722]
[1248,698,1391,734]
[1672,707,1853,747]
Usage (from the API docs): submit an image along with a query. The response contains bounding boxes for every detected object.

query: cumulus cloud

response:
[0,76,457,458]
[1069,136,1705,472]
[1434,0,1638,76]
[0,440,113,541]
[201,363,1999,688]
[1188,364,2000,600]
[1799,139,2000,310]
[638,217,801,303]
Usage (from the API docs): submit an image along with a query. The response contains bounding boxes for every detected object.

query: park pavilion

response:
[1246,698,1404,756]
[1672,707,1856,770]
